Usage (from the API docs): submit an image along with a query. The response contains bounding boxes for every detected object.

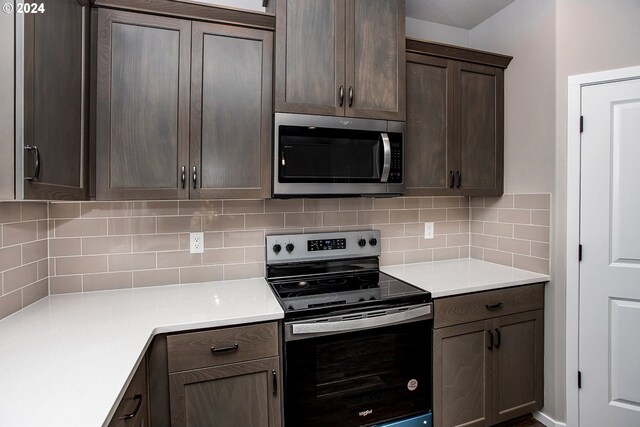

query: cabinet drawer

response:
[167,322,279,373]
[434,283,544,328]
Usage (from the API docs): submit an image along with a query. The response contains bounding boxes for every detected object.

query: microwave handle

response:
[380,133,391,182]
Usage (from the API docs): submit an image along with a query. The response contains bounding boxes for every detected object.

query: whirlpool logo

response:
[358,409,373,417]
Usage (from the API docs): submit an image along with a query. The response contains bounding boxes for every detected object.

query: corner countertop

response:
[0,278,284,427]
[381,258,549,298]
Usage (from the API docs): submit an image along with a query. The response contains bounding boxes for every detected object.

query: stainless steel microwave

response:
[273,113,405,197]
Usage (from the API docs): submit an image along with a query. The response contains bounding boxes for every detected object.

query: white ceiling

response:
[406,0,516,29]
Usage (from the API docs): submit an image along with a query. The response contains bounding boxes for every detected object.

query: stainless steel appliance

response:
[273,113,405,197]
[266,230,432,427]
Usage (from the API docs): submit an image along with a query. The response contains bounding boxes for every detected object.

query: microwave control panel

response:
[388,140,403,183]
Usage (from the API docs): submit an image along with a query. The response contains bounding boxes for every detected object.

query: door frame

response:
[566,64,640,427]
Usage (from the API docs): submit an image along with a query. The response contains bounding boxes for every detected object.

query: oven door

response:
[283,305,432,427]
[273,113,404,197]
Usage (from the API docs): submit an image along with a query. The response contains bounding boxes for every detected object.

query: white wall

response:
[406,17,469,46]
[178,0,265,12]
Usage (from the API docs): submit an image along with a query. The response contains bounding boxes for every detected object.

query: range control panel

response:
[308,238,346,251]
[266,230,381,264]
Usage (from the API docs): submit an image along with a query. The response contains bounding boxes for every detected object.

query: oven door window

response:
[284,320,431,427]
[278,126,384,183]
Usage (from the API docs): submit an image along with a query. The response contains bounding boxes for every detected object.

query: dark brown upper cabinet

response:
[95,8,273,200]
[405,39,511,197]
[275,0,405,120]
[21,0,89,200]
[95,9,191,200]
[190,22,272,200]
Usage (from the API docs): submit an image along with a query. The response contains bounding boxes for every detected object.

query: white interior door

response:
[580,78,640,426]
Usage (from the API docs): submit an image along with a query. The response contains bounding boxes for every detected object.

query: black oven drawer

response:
[284,320,432,427]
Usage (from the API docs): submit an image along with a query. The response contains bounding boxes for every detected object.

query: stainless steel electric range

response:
[266,230,433,427]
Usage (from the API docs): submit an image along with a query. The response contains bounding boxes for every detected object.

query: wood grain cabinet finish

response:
[169,357,282,427]
[166,322,279,373]
[433,284,544,427]
[108,358,148,427]
[95,9,273,200]
[405,39,510,197]
[95,9,191,200]
[190,22,273,199]
[275,0,405,120]
[166,322,282,427]
[22,0,89,200]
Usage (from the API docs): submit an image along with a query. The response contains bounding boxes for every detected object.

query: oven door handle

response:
[290,305,431,337]
[380,132,391,183]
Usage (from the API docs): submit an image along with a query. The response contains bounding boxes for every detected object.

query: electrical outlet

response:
[190,232,204,254]
[424,222,434,239]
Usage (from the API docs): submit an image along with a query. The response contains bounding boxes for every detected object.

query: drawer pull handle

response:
[120,394,143,420]
[485,302,502,311]
[487,330,493,351]
[211,343,239,354]
[494,328,501,349]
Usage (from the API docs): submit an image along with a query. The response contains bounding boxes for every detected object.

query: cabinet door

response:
[190,23,272,199]
[405,54,454,196]
[454,62,504,196]
[346,0,405,120]
[95,9,191,200]
[274,0,345,116]
[169,357,282,427]
[23,0,88,200]
[434,320,492,427]
[491,310,544,424]
[109,358,148,427]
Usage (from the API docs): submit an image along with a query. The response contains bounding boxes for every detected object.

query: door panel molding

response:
[566,65,640,427]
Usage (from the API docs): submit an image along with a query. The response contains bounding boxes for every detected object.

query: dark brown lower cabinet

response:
[169,357,281,427]
[109,358,148,427]
[433,285,544,427]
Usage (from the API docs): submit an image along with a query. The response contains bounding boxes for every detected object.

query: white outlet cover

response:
[424,222,434,239]
[190,232,204,254]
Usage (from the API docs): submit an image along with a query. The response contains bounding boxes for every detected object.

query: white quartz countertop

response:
[381,258,549,298]
[0,278,283,427]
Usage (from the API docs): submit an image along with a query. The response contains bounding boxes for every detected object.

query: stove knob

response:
[272,244,282,254]
[358,298,365,302]
[286,243,295,253]
[358,238,367,247]
[369,238,378,246]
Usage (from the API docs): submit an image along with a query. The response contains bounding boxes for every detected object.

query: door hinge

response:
[579,244,583,261]
[580,116,584,133]
[578,371,582,388]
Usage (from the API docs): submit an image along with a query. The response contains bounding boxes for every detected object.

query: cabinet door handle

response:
[192,166,198,189]
[120,394,143,420]
[487,330,493,350]
[449,170,454,188]
[181,166,186,189]
[272,370,277,396]
[24,145,40,181]
[339,85,344,107]
[348,86,354,107]
[485,302,502,311]
[210,343,238,353]
[494,328,501,349]
[455,171,461,189]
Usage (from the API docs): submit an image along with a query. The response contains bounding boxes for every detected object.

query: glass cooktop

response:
[268,271,430,318]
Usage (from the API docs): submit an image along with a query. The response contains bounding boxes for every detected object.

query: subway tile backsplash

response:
[0,193,551,320]
[469,193,551,274]
[0,202,49,321]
